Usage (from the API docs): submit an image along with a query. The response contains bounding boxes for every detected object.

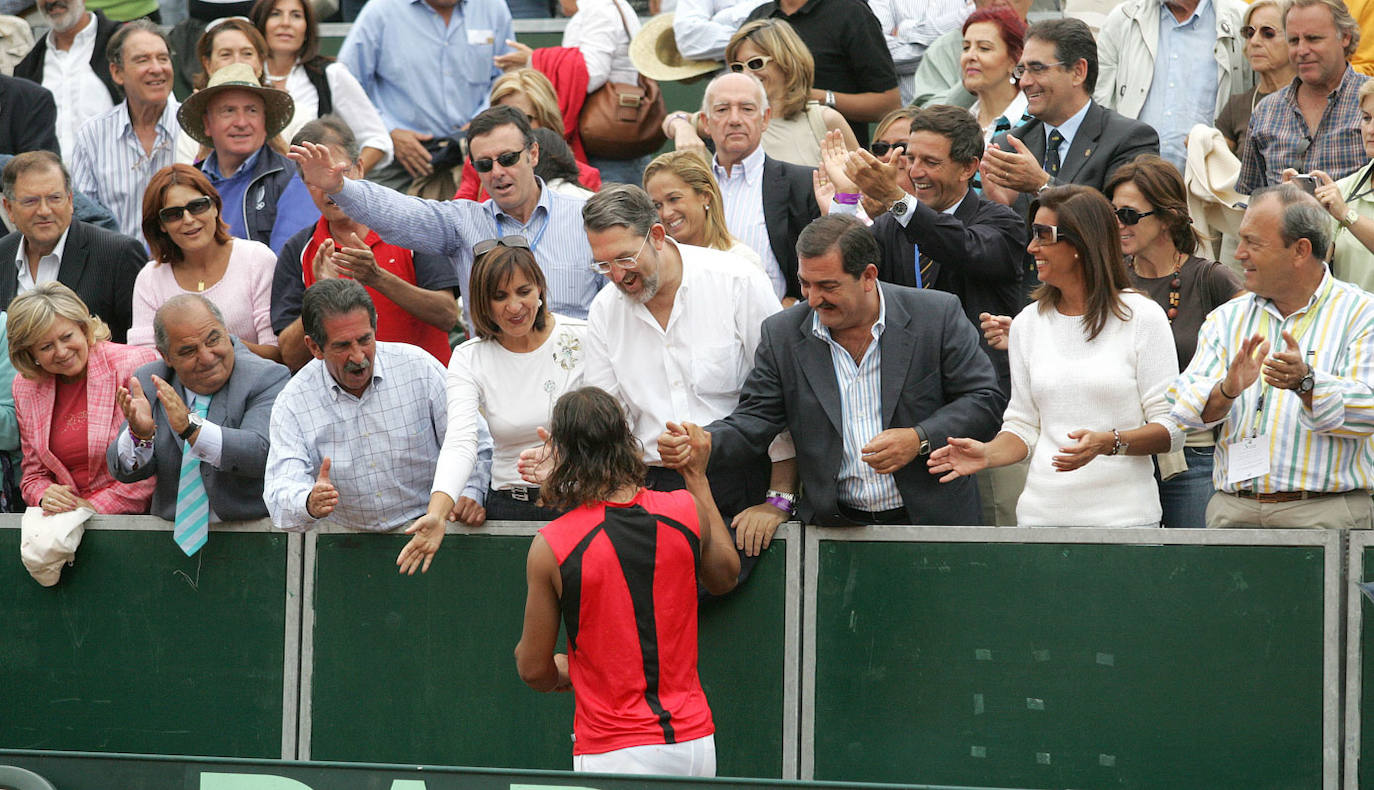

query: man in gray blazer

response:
[660,215,1005,526]
[107,295,290,529]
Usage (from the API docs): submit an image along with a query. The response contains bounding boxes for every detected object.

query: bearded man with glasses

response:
[577,184,795,583]
[289,105,604,330]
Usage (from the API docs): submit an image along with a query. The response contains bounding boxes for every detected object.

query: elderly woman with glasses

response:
[397,237,589,573]
[129,164,281,362]
[1216,0,1296,153]
[665,19,858,168]
[931,185,1183,527]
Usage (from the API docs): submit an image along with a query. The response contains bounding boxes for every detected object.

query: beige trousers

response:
[1205,490,1374,529]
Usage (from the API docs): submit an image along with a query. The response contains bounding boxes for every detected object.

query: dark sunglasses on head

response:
[473,235,532,257]
[871,140,908,157]
[1030,223,1071,245]
[728,55,774,73]
[158,195,214,224]
[1114,206,1156,225]
[471,149,525,173]
[1241,24,1279,39]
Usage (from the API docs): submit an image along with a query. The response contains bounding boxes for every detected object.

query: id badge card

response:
[1227,433,1271,486]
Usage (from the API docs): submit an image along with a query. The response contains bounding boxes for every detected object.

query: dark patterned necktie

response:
[918,254,935,288]
[1045,129,1065,178]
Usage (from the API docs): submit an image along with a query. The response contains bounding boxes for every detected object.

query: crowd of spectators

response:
[5,0,1374,776]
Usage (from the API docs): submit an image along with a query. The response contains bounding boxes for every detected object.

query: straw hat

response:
[630,14,721,82]
[177,62,296,148]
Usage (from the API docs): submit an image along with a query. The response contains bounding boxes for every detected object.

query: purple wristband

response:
[834,192,861,205]
[765,495,795,514]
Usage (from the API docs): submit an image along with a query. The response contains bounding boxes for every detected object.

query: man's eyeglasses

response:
[1012,61,1066,80]
[474,235,531,257]
[871,140,908,157]
[1241,24,1279,39]
[1114,206,1156,225]
[589,230,651,274]
[728,55,774,73]
[158,195,214,224]
[1030,223,1072,245]
[472,148,525,173]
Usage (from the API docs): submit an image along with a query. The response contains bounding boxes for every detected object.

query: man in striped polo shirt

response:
[1172,183,1374,528]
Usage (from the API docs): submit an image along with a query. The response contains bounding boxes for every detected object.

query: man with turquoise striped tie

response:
[108,294,290,553]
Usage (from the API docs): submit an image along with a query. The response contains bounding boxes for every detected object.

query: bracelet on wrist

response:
[1218,380,1238,400]
[834,192,861,205]
[1108,428,1128,456]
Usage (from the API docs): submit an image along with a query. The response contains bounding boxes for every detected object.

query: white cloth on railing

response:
[20,505,93,586]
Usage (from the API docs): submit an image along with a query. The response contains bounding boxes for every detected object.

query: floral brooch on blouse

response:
[553,333,581,371]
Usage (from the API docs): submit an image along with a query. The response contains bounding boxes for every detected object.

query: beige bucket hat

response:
[177,62,296,148]
[630,14,722,82]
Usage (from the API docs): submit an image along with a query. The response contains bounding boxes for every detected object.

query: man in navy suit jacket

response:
[981,18,1159,222]
[660,215,1005,526]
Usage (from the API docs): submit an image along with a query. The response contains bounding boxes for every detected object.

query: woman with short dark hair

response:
[931,185,1183,527]
[397,239,588,572]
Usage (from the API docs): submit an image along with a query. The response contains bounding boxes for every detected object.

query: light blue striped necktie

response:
[174,393,212,556]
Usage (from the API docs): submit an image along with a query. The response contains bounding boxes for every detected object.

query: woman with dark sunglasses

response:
[667,19,858,169]
[398,238,589,560]
[1216,0,1295,153]
[931,185,1183,527]
[1106,156,1243,528]
[129,164,281,362]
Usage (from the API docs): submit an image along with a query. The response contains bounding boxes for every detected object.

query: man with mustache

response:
[263,278,448,536]
[659,214,1004,527]
[14,0,121,156]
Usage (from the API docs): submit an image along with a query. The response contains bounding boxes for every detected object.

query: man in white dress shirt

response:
[13,0,120,156]
[581,184,797,570]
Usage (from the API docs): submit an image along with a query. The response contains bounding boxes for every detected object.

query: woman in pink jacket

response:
[9,283,157,514]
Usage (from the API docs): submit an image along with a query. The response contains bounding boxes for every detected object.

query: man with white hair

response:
[687,71,819,304]
[14,0,121,156]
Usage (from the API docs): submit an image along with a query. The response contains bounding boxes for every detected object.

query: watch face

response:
[890,199,908,216]
[1299,376,1314,393]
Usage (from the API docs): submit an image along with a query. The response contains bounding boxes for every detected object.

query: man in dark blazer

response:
[0,151,144,341]
[835,104,1026,395]
[660,215,1005,527]
[108,295,290,533]
[696,71,820,302]
[981,18,1159,223]
[0,75,59,156]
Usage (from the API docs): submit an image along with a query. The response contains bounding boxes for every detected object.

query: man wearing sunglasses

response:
[1171,184,1374,529]
[981,19,1159,224]
[1237,0,1369,195]
[1092,0,1250,174]
[291,105,603,326]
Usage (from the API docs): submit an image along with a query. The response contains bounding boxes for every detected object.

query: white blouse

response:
[562,0,642,92]
[432,315,589,500]
[275,61,394,168]
[1001,291,1182,527]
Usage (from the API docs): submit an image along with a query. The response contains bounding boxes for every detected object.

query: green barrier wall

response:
[805,527,1341,790]
[0,517,298,760]
[303,523,795,777]
[0,749,938,790]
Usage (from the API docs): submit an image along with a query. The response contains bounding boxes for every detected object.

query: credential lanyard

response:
[1243,278,1331,436]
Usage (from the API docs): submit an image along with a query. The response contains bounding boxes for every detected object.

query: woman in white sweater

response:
[929,185,1182,527]
[399,240,588,573]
